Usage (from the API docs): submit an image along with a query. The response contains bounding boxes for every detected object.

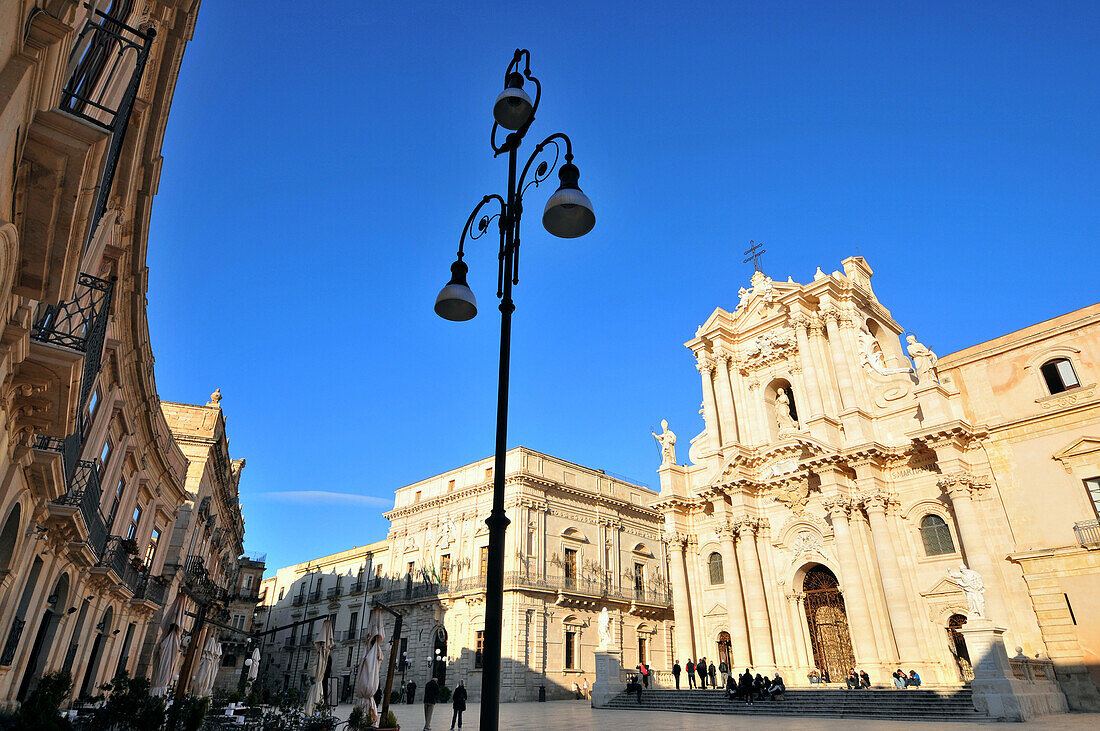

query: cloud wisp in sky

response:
[257,491,393,508]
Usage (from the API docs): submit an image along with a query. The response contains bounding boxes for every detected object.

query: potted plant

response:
[378,709,400,730]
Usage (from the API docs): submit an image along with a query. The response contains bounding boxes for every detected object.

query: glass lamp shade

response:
[493,74,534,130]
[542,163,595,238]
[434,259,477,321]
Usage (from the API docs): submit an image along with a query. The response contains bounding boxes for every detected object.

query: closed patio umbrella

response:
[304,619,334,714]
[355,607,386,720]
[246,647,260,684]
[191,634,219,697]
[150,594,187,697]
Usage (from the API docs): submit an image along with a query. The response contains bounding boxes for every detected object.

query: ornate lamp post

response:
[434,49,595,730]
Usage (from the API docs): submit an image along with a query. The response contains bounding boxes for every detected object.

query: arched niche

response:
[764,377,800,440]
[866,317,905,367]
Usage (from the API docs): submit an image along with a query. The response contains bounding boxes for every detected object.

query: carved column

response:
[735,519,775,669]
[695,355,722,449]
[820,308,859,411]
[862,493,921,661]
[939,475,1008,624]
[791,315,825,418]
[823,497,879,664]
[795,594,815,671]
[786,593,810,668]
[716,522,751,665]
[713,350,740,445]
[665,535,695,661]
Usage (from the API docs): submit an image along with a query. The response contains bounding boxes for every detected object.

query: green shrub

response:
[380,710,399,729]
[91,673,165,731]
[18,671,73,731]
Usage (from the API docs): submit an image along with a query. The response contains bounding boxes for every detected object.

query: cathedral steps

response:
[604,687,986,722]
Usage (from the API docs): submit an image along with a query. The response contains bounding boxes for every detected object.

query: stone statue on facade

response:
[597,607,613,650]
[652,419,677,466]
[906,334,939,384]
[948,564,986,618]
[206,388,222,407]
[775,388,798,431]
[858,328,887,373]
[736,286,751,310]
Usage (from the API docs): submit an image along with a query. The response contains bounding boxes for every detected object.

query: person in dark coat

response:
[859,670,871,689]
[738,669,753,704]
[450,680,467,730]
[696,657,707,688]
[708,661,717,689]
[634,675,643,704]
[407,680,417,703]
[754,673,766,701]
[768,673,786,700]
[672,660,682,690]
[423,677,439,730]
[686,659,696,689]
[725,672,736,701]
[846,668,859,690]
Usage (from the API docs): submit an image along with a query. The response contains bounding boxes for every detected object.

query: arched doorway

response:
[802,565,855,682]
[947,614,973,682]
[18,572,70,700]
[716,631,731,668]
[80,606,113,698]
[0,504,21,574]
[431,627,447,686]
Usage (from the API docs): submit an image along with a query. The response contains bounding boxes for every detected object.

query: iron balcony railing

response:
[292,595,305,607]
[283,637,295,649]
[60,8,155,244]
[348,581,364,595]
[133,573,167,605]
[100,536,143,594]
[31,273,115,423]
[376,572,672,607]
[0,618,26,666]
[309,589,322,602]
[41,449,109,560]
[1074,519,1100,548]
[327,587,341,600]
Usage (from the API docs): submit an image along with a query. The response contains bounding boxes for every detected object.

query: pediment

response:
[1053,436,1100,471]
[703,602,726,617]
[922,576,963,598]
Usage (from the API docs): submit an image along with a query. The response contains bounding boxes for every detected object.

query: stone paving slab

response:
[333,700,1100,729]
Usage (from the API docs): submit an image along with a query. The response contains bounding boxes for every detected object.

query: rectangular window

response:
[349,611,358,633]
[108,477,124,527]
[564,548,577,585]
[244,574,254,590]
[638,637,647,665]
[1086,477,1100,519]
[407,561,415,578]
[144,527,161,567]
[634,562,645,593]
[447,479,456,493]
[126,505,143,540]
[564,630,576,669]
[99,438,113,478]
[440,554,451,584]
[414,491,422,503]
[475,630,484,669]
[479,546,489,578]
[485,467,493,481]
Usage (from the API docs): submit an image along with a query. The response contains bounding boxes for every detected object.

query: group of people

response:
[892,669,922,689]
[415,677,468,731]
[727,669,785,703]
[571,676,591,699]
[844,669,872,689]
[671,657,729,689]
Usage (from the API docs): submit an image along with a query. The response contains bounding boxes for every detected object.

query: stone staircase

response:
[605,686,987,722]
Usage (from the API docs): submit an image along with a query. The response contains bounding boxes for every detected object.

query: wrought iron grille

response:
[100,535,142,593]
[133,574,167,605]
[1074,519,1100,548]
[60,6,155,244]
[0,617,26,666]
[803,566,856,683]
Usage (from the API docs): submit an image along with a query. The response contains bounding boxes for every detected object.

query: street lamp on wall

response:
[434,48,595,731]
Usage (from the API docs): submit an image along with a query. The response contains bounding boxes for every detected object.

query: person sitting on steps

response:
[768,673,786,700]
[846,668,860,690]
[859,670,871,689]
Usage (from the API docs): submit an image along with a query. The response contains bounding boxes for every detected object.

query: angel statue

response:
[652,419,676,466]
[948,564,986,619]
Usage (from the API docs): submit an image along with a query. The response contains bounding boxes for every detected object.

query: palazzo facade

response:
[258,448,671,702]
[657,257,1100,709]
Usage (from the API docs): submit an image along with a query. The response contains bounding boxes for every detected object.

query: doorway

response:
[947,614,973,682]
[18,572,69,701]
[802,565,855,682]
[716,631,732,668]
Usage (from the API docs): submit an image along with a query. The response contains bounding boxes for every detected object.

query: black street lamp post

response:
[434,49,595,731]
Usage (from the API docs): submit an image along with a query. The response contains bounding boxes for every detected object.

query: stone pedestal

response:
[591,649,621,708]
[959,619,1068,721]
[913,381,962,424]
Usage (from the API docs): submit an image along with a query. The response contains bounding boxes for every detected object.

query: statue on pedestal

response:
[907,334,939,384]
[652,420,677,466]
[597,607,613,651]
[948,564,986,619]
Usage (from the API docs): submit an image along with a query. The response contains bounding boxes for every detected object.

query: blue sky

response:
[145,1,1099,575]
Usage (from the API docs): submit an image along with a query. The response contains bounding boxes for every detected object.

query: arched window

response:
[1041,359,1080,394]
[919,515,955,556]
[707,552,724,585]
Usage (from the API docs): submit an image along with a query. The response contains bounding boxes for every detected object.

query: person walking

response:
[718,660,729,688]
[639,662,650,688]
[634,674,644,704]
[672,660,682,690]
[423,677,439,731]
[407,680,417,704]
[449,680,467,730]
[708,660,717,689]
[582,676,589,698]
[696,657,707,688]
[686,659,696,688]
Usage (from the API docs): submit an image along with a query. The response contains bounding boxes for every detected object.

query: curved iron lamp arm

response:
[491,48,542,156]
[516,132,573,200]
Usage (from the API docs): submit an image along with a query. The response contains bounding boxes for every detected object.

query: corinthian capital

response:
[938,473,992,501]
[695,354,715,375]
[713,348,733,366]
[860,491,892,514]
[822,497,853,518]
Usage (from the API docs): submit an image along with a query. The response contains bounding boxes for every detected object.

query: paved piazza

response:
[334,701,1099,729]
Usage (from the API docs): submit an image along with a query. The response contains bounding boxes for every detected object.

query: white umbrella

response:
[191,634,219,697]
[304,619,334,714]
[355,607,386,720]
[151,594,187,697]
[246,647,260,683]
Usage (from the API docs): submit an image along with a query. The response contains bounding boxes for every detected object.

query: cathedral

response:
[655,255,1100,710]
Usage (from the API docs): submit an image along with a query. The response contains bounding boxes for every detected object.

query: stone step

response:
[606,688,986,721]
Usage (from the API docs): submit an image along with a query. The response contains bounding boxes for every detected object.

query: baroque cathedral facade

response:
[656,256,1100,709]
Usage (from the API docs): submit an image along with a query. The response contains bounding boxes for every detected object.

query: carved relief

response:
[739,329,796,374]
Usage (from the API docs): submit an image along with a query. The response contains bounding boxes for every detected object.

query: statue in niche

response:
[947,564,986,619]
[597,607,613,650]
[907,334,939,384]
[775,388,798,431]
[652,419,677,466]
[858,328,887,373]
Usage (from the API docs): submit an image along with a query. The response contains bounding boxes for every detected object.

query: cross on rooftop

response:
[743,240,766,272]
